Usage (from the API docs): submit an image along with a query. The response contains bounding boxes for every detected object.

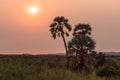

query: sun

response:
[28,6,39,15]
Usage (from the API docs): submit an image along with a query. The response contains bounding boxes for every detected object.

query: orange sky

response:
[0,0,120,54]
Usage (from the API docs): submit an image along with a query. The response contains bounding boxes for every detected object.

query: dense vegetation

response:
[0,55,120,80]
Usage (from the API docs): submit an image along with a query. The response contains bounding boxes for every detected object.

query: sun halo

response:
[28,6,39,15]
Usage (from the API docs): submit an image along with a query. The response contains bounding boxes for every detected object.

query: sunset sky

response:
[0,0,120,54]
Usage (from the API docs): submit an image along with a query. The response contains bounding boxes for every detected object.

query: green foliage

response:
[0,55,119,80]
[96,65,120,77]
[105,59,120,69]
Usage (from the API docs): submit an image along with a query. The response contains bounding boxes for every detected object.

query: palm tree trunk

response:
[61,33,68,57]
[61,33,69,68]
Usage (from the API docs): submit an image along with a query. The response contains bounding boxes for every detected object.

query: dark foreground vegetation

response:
[0,55,120,80]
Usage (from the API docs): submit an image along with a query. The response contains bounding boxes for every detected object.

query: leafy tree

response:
[50,16,72,57]
[68,24,95,71]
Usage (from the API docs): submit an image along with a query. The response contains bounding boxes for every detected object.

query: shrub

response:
[105,59,120,69]
[96,65,120,77]
[94,52,106,69]
[68,56,78,70]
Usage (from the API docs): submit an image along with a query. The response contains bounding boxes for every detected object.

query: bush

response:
[94,52,106,69]
[105,59,120,69]
[68,56,78,70]
[96,65,120,77]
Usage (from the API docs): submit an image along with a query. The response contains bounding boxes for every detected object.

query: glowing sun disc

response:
[28,6,39,14]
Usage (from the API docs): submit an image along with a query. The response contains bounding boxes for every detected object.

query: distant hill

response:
[104,52,120,56]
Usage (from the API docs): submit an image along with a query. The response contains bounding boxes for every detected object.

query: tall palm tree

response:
[68,24,95,71]
[50,16,72,57]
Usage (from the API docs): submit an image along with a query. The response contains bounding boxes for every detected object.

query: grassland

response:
[0,55,119,80]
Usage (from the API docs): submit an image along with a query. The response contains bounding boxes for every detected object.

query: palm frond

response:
[52,33,56,39]
[64,23,72,31]
[66,32,69,37]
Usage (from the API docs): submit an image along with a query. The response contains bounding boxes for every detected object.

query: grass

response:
[0,55,119,80]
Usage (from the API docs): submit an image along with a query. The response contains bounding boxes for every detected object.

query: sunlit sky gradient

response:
[0,0,120,54]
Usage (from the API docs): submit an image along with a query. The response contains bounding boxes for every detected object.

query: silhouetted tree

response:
[50,16,72,57]
[68,24,95,72]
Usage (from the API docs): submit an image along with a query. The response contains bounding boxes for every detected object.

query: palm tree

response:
[68,24,95,72]
[50,16,72,57]
[68,24,95,56]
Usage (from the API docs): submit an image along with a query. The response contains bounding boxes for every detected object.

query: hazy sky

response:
[0,0,120,54]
